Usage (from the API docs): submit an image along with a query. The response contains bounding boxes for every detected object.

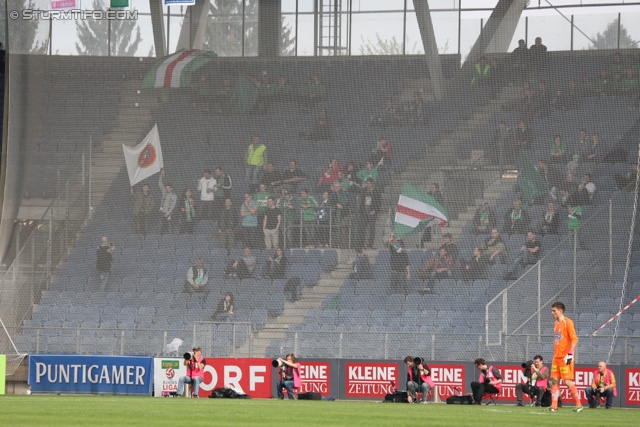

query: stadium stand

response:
[6,46,640,367]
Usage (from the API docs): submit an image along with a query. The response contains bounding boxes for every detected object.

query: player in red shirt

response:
[549,301,582,412]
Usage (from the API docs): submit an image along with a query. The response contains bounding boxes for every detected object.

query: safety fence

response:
[12,327,640,366]
[486,194,634,347]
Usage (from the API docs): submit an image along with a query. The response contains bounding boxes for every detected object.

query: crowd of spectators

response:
[117,45,640,300]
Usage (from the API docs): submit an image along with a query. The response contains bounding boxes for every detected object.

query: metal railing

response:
[486,194,633,347]
[13,327,639,365]
[280,205,357,249]
[0,153,91,335]
[15,322,253,358]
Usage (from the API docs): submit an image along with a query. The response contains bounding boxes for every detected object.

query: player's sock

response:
[551,384,560,410]
[569,384,582,408]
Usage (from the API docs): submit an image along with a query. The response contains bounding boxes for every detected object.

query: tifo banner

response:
[626,368,640,405]
[199,358,271,398]
[345,362,397,398]
[50,0,77,10]
[164,0,195,5]
[123,124,164,186]
[299,362,331,396]
[28,355,153,395]
[0,355,5,395]
[430,364,466,400]
[153,358,188,397]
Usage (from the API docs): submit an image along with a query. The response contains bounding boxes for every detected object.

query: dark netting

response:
[1,2,640,373]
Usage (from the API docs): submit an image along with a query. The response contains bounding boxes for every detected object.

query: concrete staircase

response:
[88,80,157,212]
[376,88,519,248]
[237,257,353,357]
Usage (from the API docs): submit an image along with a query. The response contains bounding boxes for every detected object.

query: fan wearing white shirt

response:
[197,169,217,220]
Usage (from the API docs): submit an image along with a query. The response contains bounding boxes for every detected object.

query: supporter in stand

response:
[130,184,154,236]
[281,160,308,193]
[158,170,177,235]
[245,134,267,190]
[461,247,488,281]
[330,181,349,247]
[217,198,237,256]
[538,202,560,236]
[239,192,259,249]
[317,158,343,193]
[212,292,234,321]
[357,160,378,184]
[224,247,256,280]
[505,231,540,280]
[584,132,606,163]
[196,169,216,221]
[558,172,579,207]
[178,188,196,235]
[262,247,287,279]
[298,74,326,112]
[472,201,496,235]
[514,120,533,152]
[358,178,381,249]
[550,135,570,164]
[184,258,209,294]
[529,37,548,72]
[503,199,530,236]
[214,166,233,216]
[479,228,507,265]
[260,162,282,193]
[96,236,115,291]
[511,39,529,84]
[263,196,281,250]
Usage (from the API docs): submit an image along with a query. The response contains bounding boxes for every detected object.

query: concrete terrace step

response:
[237,255,356,356]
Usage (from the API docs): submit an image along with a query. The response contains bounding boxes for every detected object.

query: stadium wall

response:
[17,354,640,407]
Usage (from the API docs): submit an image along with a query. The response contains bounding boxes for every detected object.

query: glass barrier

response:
[6,2,640,57]
[351,12,404,56]
[572,12,620,51]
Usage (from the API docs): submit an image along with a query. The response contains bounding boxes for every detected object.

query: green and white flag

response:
[394,181,448,238]
[142,50,218,89]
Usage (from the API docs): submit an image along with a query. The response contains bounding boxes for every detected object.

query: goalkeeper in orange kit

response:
[549,301,583,412]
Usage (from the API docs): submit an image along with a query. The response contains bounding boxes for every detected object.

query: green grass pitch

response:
[0,396,637,426]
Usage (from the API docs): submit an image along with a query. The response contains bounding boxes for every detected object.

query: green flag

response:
[517,156,550,203]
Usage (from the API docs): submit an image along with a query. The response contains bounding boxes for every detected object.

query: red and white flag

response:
[123,124,164,186]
